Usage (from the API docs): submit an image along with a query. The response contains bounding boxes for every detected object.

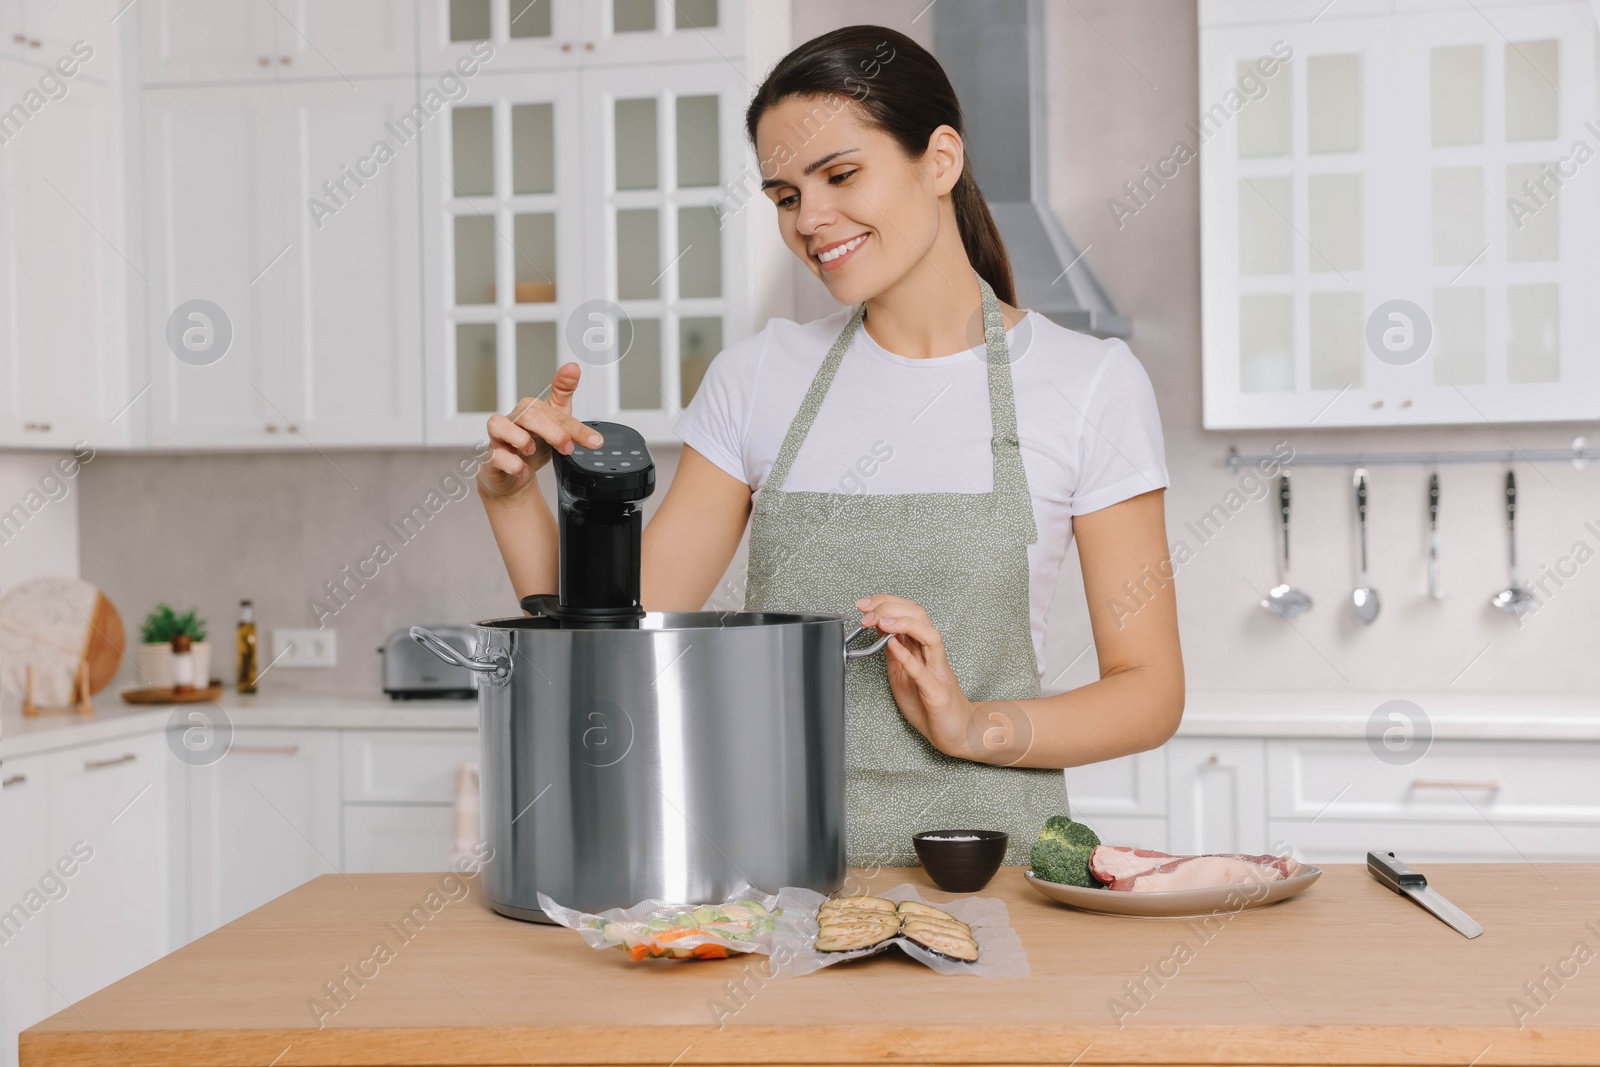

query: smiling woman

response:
[478,26,1183,869]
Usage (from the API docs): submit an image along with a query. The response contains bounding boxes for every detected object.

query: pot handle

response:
[843,625,892,660]
[410,626,510,685]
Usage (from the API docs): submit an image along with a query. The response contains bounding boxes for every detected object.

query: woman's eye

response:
[828,169,858,186]
[776,192,799,208]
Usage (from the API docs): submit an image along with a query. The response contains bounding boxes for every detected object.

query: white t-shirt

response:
[672,307,1170,670]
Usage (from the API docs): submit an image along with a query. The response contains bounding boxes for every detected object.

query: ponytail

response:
[746,26,1016,305]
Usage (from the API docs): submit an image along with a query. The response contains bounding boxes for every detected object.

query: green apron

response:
[744,274,1068,868]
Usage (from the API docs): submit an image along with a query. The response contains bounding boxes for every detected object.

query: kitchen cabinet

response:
[1066,750,1169,851]
[179,729,342,942]
[143,79,424,447]
[0,733,168,1067]
[419,59,754,444]
[2,0,98,62]
[0,62,131,450]
[0,757,53,1067]
[1199,0,1600,428]
[343,804,459,871]
[419,0,745,74]
[1165,737,1269,856]
[139,0,417,83]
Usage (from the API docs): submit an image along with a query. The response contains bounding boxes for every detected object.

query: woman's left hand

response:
[855,595,975,758]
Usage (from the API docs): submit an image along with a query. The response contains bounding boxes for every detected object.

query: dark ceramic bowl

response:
[912,829,1008,893]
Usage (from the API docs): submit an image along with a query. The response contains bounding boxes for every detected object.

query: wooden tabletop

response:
[22,864,1600,1067]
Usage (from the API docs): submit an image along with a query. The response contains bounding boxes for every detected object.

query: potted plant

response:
[138,603,210,690]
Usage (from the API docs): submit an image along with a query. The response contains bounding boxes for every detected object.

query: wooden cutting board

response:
[0,577,125,704]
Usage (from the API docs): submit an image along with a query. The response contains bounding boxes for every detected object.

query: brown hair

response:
[745,25,1016,306]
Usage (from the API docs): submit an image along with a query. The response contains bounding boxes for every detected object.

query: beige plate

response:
[1023,866,1323,918]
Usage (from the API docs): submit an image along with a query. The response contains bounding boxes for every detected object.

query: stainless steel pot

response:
[412,613,890,922]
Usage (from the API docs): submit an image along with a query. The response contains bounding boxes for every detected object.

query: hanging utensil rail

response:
[1225,437,1595,471]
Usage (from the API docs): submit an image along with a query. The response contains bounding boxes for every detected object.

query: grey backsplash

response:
[77,445,677,695]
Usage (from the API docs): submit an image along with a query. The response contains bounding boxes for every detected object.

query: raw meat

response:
[1090,845,1302,891]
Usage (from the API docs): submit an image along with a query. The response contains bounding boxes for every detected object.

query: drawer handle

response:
[231,744,300,756]
[85,753,136,771]
[3,774,25,788]
[1410,778,1502,792]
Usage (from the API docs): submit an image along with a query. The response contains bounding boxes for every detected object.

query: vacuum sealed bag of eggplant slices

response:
[536,885,781,961]
[764,884,1029,978]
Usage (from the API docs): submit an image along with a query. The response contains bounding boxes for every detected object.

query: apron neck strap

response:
[765,274,1033,530]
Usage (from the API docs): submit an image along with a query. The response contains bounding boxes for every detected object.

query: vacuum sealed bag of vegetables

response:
[536,886,782,961]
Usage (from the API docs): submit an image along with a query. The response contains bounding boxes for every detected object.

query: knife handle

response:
[1368,850,1427,892]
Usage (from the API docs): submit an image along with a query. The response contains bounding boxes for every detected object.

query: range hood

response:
[933,0,1131,338]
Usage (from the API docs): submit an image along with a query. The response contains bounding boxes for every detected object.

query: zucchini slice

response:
[815,924,898,952]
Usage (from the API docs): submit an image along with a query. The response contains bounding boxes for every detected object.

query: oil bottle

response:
[236,599,259,693]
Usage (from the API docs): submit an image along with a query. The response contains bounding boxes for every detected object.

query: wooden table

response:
[22,864,1600,1066]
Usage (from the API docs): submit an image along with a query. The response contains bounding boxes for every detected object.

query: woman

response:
[478,26,1183,868]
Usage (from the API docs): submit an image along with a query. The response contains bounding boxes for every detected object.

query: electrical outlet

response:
[272,628,338,669]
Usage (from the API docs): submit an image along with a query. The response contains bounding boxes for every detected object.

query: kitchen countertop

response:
[4,688,1599,760]
[0,689,477,759]
[21,863,1599,1066]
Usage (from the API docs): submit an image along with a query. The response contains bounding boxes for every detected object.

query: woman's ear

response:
[926,124,965,196]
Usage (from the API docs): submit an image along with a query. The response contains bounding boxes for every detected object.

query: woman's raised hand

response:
[856,594,979,758]
[478,362,605,499]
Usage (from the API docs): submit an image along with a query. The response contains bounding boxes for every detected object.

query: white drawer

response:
[341,730,478,804]
[1067,749,1167,817]
[343,804,458,873]
[1268,818,1600,864]
[1267,738,1600,823]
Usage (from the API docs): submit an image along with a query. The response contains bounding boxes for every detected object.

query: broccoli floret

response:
[1029,817,1101,887]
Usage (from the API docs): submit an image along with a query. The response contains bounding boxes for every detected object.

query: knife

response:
[1427,472,1443,599]
[1367,851,1482,938]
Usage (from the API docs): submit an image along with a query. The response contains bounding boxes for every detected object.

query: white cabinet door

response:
[44,734,169,1006]
[418,0,581,75]
[578,61,752,441]
[1164,738,1268,856]
[183,730,342,942]
[0,759,55,1067]
[138,0,281,82]
[279,0,418,79]
[343,804,459,872]
[144,85,296,447]
[0,67,130,449]
[146,80,425,447]
[273,80,424,445]
[341,730,478,803]
[421,69,586,443]
[576,0,747,67]
[12,0,103,63]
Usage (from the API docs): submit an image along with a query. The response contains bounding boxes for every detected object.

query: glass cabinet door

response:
[1199,1,1598,428]
[422,70,585,443]
[579,61,750,441]
[420,0,578,74]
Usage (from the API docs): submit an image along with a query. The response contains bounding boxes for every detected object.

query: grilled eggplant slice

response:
[895,900,957,922]
[820,895,896,914]
[815,923,898,952]
[900,920,979,962]
[819,907,901,927]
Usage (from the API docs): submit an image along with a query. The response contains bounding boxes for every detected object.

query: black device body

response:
[520,421,656,627]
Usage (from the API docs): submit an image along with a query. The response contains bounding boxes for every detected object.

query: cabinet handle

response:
[265,423,279,433]
[3,774,25,788]
[584,41,594,51]
[11,34,24,43]
[285,423,299,434]
[85,753,136,771]
[280,55,291,65]
[1410,778,1502,792]
[28,39,40,48]
[560,41,572,52]
[1206,753,1220,765]
[258,55,270,66]
[22,421,50,432]
[230,743,300,756]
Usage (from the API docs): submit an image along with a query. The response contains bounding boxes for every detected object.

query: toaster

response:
[379,625,478,699]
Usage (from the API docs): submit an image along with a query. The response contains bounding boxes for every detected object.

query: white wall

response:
[0,453,82,594]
